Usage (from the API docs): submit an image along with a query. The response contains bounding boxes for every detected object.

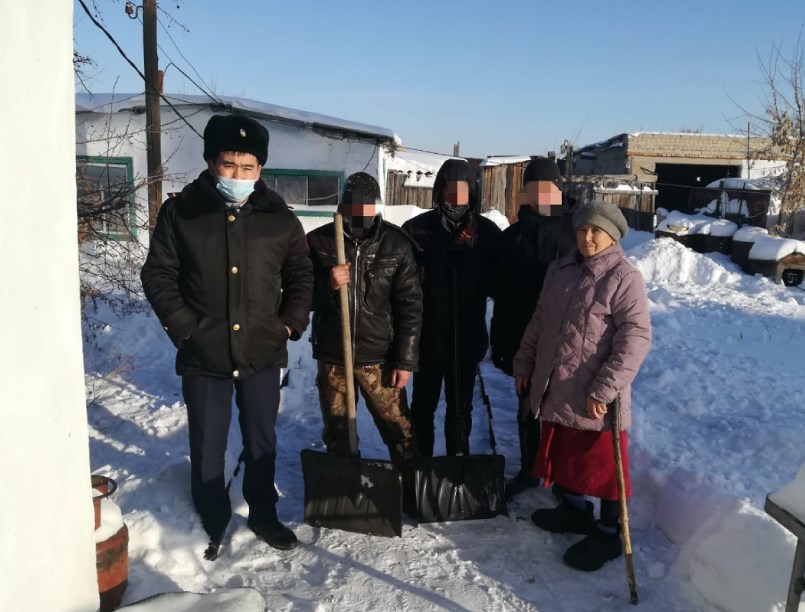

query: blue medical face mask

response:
[216,176,256,203]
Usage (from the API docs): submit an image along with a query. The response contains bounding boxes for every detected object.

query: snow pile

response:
[482,208,510,230]
[629,238,743,287]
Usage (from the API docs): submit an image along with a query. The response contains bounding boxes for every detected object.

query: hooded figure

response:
[401,159,502,457]
[490,156,576,499]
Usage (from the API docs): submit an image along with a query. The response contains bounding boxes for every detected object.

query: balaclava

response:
[340,172,383,240]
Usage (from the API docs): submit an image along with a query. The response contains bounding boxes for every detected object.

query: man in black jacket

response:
[489,156,574,499]
[307,173,422,466]
[141,114,313,555]
[402,159,501,457]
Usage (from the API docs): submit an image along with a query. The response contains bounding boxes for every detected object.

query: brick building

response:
[571,132,783,213]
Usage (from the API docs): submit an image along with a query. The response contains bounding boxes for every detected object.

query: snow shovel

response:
[414,255,507,523]
[611,395,639,605]
[301,213,403,538]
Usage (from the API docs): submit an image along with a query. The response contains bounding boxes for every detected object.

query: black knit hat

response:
[341,172,381,205]
[573,200,629,241]
[522,156,561,186]
[203,114,269,166]
[432,159,470,205]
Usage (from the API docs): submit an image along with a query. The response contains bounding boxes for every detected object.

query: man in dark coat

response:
[489,156,574,498]
[141,114,313,555]
[402,159,501,457]
[307,172,422,465]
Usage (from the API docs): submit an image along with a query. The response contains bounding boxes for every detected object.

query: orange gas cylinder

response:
[96,524,128,611]
[92,475,128,611]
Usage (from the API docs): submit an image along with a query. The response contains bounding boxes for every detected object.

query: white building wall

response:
[0,3,99,612]
[76,106,391,247]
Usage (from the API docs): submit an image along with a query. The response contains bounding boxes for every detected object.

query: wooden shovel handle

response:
[334,214,359,455]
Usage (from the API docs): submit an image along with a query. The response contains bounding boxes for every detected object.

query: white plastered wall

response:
[75,106,392,248]
[0,3,99,611]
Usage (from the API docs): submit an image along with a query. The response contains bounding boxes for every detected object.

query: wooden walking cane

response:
[611,395,639,605]
[334,213,359,455]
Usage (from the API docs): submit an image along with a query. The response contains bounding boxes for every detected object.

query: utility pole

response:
[143,0,162,232]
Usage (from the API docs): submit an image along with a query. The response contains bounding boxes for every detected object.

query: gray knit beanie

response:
[572,201,629,241]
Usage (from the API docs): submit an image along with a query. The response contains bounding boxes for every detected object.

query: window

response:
[261,170,342,206]
[76,157,136,240]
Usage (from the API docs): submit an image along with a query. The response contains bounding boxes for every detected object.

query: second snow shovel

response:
[301,213,403,538]
[414,253,507,523]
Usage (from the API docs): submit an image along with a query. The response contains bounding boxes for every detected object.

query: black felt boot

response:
[562,521,623,572]
[505,469,540,500]
[248,510,298,551]
[531,500,595,535]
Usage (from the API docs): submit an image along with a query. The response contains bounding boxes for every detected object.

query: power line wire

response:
[76,0,203,139]
[156,17,221,105]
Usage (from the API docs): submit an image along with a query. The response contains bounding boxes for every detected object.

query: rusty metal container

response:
[92,475,127,611]
[97,524,129,612]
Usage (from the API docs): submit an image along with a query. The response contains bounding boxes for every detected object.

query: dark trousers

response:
[517,391,541,476]
[411,357,478,457]
[182,367,281,540]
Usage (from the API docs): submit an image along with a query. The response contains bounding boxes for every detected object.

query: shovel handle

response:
[334,214,359,455]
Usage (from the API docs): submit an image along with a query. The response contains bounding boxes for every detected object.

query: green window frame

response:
[76,156,137,240]
[261,169,343,208]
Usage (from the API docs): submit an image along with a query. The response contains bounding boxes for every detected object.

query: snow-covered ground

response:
[84,225,805,612]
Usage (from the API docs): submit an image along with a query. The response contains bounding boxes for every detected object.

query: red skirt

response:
[532,421,630,500]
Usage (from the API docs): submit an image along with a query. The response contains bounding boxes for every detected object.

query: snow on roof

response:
[733,225,769,242]
[704,177,778,191]
[479,155,531,167]
[769,463,805,526]
[656,210,737,237]
[387,149,461,189]
[748,235,805,261]
[75,93,399,143]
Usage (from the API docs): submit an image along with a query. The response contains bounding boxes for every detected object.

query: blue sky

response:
[74,0,805,158]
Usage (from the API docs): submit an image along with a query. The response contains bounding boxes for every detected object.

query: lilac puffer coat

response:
[512,243,651,431]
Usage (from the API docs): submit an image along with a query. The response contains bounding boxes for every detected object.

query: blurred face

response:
[340,197,380,238]
[341,203,380,218]
[517,180,563,216]
[576,223,616,259]
[208,151,262,181]
[442,181,470,206]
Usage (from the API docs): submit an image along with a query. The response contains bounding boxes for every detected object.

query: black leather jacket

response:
[307,218,422,370]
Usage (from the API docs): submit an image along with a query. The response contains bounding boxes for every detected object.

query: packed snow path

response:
[86,235,805,611]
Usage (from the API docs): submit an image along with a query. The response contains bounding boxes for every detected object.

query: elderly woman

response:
[513,201,651,572]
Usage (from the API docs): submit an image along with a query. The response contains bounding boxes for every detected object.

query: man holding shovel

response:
[307,173,422,500]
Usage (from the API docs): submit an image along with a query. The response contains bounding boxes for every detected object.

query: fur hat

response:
[522,156,561,186]
[573,200,629,241]
[203,114,269,166]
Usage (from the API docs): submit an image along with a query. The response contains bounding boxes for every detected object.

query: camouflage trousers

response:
[316,362,418,463]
